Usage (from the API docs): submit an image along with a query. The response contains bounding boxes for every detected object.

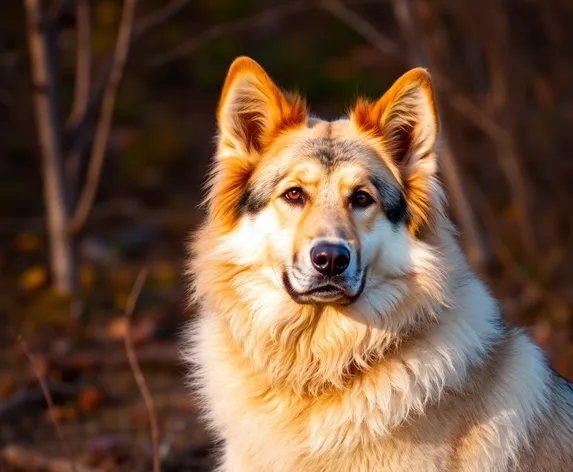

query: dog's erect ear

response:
[352,69,440,235]
[217,57,307,156]
[206,58,306,229]
[352,68,438,172]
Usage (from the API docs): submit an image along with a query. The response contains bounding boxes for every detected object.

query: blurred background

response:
[1,0,573,470]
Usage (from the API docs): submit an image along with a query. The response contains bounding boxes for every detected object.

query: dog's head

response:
[193,57,448,329]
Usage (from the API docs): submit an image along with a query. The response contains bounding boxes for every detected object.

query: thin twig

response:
[148,0,315,68]
[123,268,161,472]
[321,0,399,56]
[134,0,191,38]
[438,135,489,269]
[67,0,91,130]
[65,0,200,160]
[125,267,149,318]
[66,0,92,200]
[390,0,489,268]
[477,0,536,258]
[388,0,423,63]
[467,180,568,320]
[18,335,79,472]
[0,383,79,422]
[321,0,508,146]
[67,0,138,236]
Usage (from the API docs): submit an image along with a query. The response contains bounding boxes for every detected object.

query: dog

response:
[185,56,573,471]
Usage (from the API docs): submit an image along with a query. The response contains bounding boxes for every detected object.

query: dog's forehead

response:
[289,120,378,170]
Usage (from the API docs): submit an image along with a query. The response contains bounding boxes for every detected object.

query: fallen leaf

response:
[78,385,104,413]
[19,265,47,290]
[107,317,128,339]
[106,314,157,345]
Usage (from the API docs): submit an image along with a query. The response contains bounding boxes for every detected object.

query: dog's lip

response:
[303,284,343,296]
[281,271,366,305]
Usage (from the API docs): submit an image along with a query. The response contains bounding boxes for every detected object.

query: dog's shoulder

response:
[516,367,573,471]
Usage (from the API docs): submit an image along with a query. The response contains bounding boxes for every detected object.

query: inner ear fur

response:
[217,56,307,156]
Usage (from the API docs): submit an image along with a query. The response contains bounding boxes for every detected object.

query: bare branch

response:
[65,0,203,152]
[391,0,488,269]
[68,0,138,236]
[19,335,79,472]
[125,267,149,318]
[388,0,423,63]
[467,180,568,320]
[477,0,536,258]
[65,0,190,235]
[392,0,488,269]
[123,268,161,472]
[438,135,489,269]
[66,0,92,201]
[67,0,91,130]
[322,0,508,147]
[148,0,315,68]
[24,0,76,295]
[322,0,399,57]
[135,0,191,38]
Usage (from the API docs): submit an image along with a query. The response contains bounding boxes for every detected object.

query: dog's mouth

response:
[281,271,366,305]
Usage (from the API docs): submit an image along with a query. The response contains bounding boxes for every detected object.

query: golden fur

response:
[185,57,573,471]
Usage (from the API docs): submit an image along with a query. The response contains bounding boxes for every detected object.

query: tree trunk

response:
[24,0,76,296]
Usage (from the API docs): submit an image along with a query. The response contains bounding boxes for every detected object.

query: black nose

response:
[310,243,351,277]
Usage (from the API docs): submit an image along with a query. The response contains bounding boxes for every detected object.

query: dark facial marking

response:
[238,172,285,215]
[371,175,408,225]
[299,138,374,170]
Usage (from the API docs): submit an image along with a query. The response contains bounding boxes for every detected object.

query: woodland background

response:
[1,0,573,470]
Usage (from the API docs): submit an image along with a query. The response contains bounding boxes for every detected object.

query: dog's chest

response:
[196,333,453,471]
[216,387,450,471]
[226,387,452,472]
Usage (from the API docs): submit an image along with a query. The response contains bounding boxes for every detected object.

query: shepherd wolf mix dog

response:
[185,57,573,471]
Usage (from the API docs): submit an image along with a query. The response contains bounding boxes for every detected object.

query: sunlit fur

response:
[184,57,573,471]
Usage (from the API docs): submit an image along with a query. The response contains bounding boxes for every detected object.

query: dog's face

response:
[235,123,414,306]
[199,57,443,315]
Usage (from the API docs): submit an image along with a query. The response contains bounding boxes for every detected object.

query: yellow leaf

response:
[15,232,42,253]
[19,265,47,290]
[107,317,127,339]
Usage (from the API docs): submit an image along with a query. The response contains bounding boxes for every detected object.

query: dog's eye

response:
[283,187,305,204]
[352,190,374,209]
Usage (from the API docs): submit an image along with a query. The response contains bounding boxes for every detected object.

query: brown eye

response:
[283,187,305,204]
[352,190,374,209]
